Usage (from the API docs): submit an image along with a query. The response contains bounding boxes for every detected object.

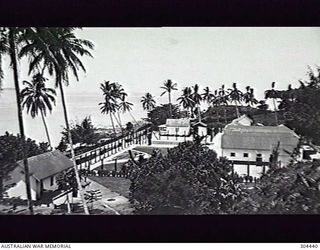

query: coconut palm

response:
[211,89,221,123]
[160,79,178,117]
[0,27,34,214]
[265,82,279,125]
[99,81,118,135]
[191,84,203,122]
[218,84,229,123]
[177,87,195,117]
[243,86,258,116]
[141,93,156,111]
[20,27,94,215]
[202,86,215,104]
[119,94,138,125]
[112,82,127,131]
[228,82,243,118]
[20,73,56,148]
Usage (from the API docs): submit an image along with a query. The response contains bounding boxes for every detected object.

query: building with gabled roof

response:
[5,150,73,200]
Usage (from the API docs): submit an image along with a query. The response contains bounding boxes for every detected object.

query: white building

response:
[210,115,300,178]
[159,118,191,136]
[5,150,73,201]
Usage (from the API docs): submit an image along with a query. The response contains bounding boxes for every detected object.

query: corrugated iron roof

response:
[221,125,299,154]
[16,150,73,180]
[166,118,191,127]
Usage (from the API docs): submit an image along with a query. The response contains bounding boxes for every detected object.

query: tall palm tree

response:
[211,89,220,123]
[265,82,279,125]
[228,82,243,118]
[218,84,229,124]
[20,73,56,149]
[20,27,94,215]
[191,84,202,122]
[99,81,118,135]
[118,94,138,125]
[160,79,177,117]
[112,82,126,131]
[141,93,156,112]
[243,86,258,116]
[0,27,34,214]
[177,87,195,117]
[202,86,214,105]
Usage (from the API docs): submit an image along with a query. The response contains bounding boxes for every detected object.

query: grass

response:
[89,176,131,198]
[134,145,169,156]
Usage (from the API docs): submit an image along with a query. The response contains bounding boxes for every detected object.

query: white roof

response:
[166,118,191,127]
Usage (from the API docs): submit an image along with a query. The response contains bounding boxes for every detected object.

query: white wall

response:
[197,126,207,136]
[166,126,190,136]
[6,177,38,201]
[222,148,271,162]
[42,175,58,191]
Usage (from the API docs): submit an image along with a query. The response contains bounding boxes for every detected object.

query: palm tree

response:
[0,27,34,214]
[20,27,94,215]
[211,89,220,123]
[177,87,195,117]
[141,93,156,112]
[191,84,202,122]
[243,86,258,115]
[112,83,126,131]
[99,81,118,135]
[20,73,56,149]
[119,94,138,125]
[160,79,177,117]
[265,82,279,125]
[202,86,214,105]
[218,84,229,124]
[228,82,243,118]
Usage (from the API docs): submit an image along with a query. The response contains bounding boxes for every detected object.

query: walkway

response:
[85,178,134,215]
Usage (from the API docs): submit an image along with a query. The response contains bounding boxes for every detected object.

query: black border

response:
[1,0,320,243]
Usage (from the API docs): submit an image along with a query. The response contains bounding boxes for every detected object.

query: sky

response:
[1,27,320,146]
[2,27,320,101]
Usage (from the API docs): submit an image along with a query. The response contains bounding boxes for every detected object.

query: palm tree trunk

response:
[9,29,34,215]
[197,104,201,122]
[235,103,240,118]
[129,111,139,126]
[273,98,278,125]
[168,92,172,117]
[58,82,89,215]
[115,112,123,132]
[40,109,52,150]
[109,113,116,135]
[224,106,227,124]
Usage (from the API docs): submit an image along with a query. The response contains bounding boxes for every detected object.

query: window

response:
[50,176,54,186]
[243,153,249,157]
[230,152,236,157]
[175,128,179,133]
[257,153,262,157]
[256,154,263,166]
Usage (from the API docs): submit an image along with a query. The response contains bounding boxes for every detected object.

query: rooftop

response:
[16,150,73,181]
[222,124,299,154]
[166,118,191,127]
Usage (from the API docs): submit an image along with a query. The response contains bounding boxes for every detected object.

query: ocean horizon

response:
[0,88,150,147]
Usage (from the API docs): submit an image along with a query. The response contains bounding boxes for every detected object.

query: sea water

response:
[0,89,147,147]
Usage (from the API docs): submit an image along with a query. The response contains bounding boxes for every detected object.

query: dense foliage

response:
[276,67,320,144]
[61,116,100,146]
[147,104,185,130]
[128,141,245,214]
[235,160,320,214]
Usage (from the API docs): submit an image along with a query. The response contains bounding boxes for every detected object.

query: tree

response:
[147,104,183,131]
[275,67,320,144]
[118,94,138,125]
[0,132,49,200]
[265,82,279,125]
[61,116,100,146]
[177,87,195,118]
[191,84,203,122]
[218,85,229,123]
[228,83,243,118]
[202,86,214,104]
[20,27,94,215]
[235,160,320,214]
[160,79,178,117]
[128,141,245,214]
[20,73,56,149]
[99,81,118,135]
[141,93,156,112]
[0,27,35,214]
